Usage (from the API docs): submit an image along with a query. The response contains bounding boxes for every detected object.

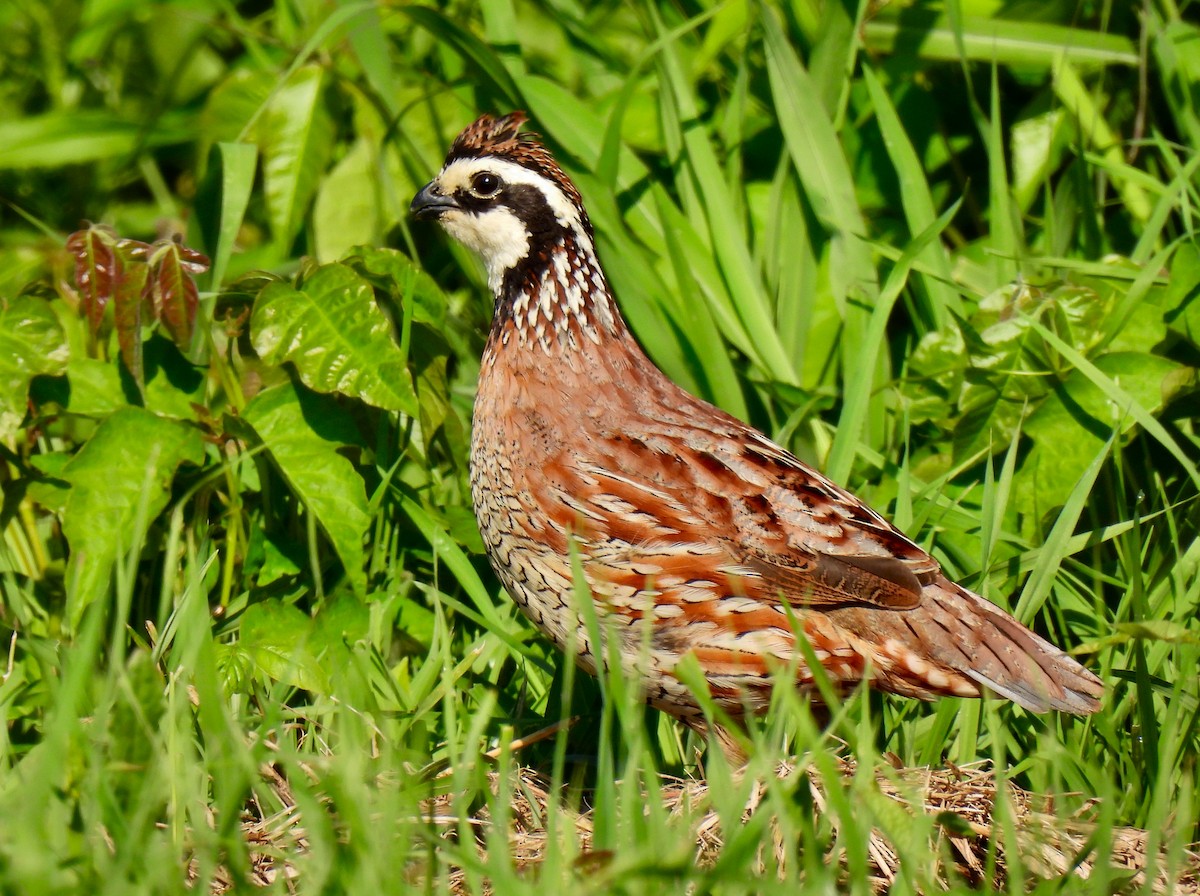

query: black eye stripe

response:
[452,181,564,232]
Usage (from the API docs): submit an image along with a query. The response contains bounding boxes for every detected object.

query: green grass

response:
[1,0,1198,892]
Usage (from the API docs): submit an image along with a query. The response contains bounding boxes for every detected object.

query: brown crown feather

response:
[445,112,587,218]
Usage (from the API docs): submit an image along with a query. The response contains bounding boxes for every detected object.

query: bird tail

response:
[944,581,1103,714]
[828,577,1103,714]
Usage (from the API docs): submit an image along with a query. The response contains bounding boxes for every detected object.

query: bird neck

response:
[489,227,626,357]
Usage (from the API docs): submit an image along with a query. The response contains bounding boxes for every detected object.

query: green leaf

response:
[238,599,328,692]
[241,381,370,591]
[307,591,370,663]
[194,141,257,289]
[259,65,335,251]
[763,9,871,264]
[201,68,275,148]
[1164,242,1200,349]
[26,452,71,513]
[1028,317,1200,491]
[861,66,961,325]
[1128,619,1197,645]
[141,336,208,420]
[1075,620,1200,655]
[653,16,795,386]
[251,263,417,414]
[247,530,303,587]
[61,407,205,627]
[826,199,960,483]
[900,327,967,425]
[49,358,125,418]
[342,246,447,328]
[862,12,1138,68]
[313,138,380,263]
[1051,60,1152,224]
[1020,351,1182,513]
[0,296,69,441]
[0,109,195,169]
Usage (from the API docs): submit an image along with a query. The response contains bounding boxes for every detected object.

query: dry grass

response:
[203,755,1199,894]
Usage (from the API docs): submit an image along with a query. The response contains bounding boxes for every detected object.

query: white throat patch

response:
[438,206,530,295]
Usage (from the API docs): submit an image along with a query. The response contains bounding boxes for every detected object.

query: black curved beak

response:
[410,181,459,219]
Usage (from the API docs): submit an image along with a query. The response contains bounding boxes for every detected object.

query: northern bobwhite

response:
[411,112,1103,742]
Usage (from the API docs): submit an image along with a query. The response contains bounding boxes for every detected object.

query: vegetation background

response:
[0,0,1198,891]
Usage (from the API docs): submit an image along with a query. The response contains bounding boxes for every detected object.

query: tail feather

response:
[958,591,1103,714]
[826,576,1103,714]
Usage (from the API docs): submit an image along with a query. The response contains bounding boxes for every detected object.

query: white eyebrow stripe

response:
[437,157,584,232]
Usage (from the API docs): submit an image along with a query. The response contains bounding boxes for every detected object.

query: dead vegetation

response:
[199,754,1198,894]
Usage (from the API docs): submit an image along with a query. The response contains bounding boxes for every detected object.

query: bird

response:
[410,112,1103,750]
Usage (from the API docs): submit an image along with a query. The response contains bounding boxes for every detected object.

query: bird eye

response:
[471,172,502,197]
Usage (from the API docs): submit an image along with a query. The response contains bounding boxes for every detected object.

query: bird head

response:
[410,112,595,296]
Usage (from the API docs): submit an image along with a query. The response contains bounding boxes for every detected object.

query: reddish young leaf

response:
[65,224,120,335]
[149,238,209,348]
[175,242,211,275]
[118,238,153,264]
[114,262,150,391]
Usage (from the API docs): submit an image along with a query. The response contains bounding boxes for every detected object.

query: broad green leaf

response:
[238,599,328,692]
[0,296,69,441]
[142,337,207,420]
[46,357,125,417]
[313,138,380,263]
[201,68,275,149]
[26,452,71,513]
[241,381,370,591]
[307,591,370,663]
[259,65,335,250]
[251,263,417,414]
[1011,108,1066,212]
[246,529,303,587]
[61,407,205,627]
[1028,317,1200,492]
[1014,435,1113,623]
[1164,242,1200,349]
[342,246,447,328]
[901,327,967,425]
[1019,352,1182,513]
